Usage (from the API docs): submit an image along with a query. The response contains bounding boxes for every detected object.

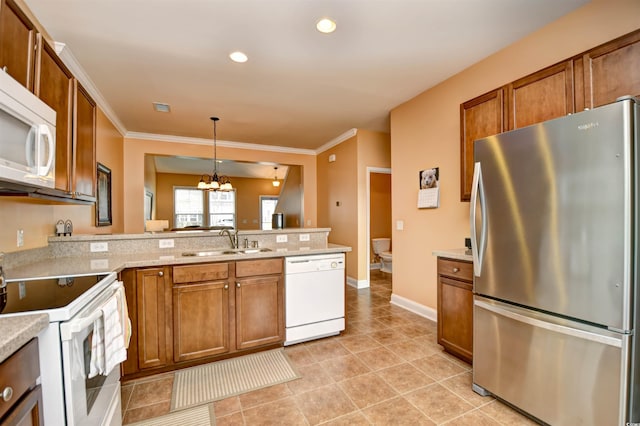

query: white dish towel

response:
[89,290,128,378]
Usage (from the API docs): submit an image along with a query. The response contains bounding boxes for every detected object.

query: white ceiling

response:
[153,155,288,179]
[24,0,587,151]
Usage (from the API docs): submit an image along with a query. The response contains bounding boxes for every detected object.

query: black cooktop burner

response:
[0,274,109,314]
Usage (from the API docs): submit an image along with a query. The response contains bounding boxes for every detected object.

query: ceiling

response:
[24,0,587,151]
[152,155,289,179]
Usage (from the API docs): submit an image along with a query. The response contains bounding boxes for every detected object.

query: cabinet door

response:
[583,30,640,108]
[120,269,138,377]
[1,384,43,426]
[0,0,36,90]
[136,267,171,370]
[437,276,473,364]
[173,281,230,362]
[35,38,73,193]
[72,81,96,200]
[235,275,284,350]
[460,88,505,201]
[508,61,574,130]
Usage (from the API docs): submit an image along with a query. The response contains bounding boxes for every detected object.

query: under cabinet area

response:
[121,258,285,380]
[437,257,473,364]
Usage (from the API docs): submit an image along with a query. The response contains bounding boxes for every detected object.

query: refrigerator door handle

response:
[470,161,487,276]
[475,299,622,348]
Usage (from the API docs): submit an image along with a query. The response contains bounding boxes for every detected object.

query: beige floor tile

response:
[338,372,398,409]
[368,328,411,345]
[322,411,372,425]
[320,354,371,382]
[411,353,468,381]
[361,396,436,425]
[294,384,358,425]
[406,383,474,424]
[127,376,174,410]
[286,362,335,394]
[376,362,434,394]
[122,401,171,424]
[443,409,502,425]
[479,400,540,425]
[305,339,351,362]
[120,384,134,414]
[214,396,242,417]
[355,346,404,371]
[241,397,307,425]
[216,411,245,426]
[339,334,382,353]
[386,339,432,361]
[238,383,292,410]
[441,372,493,407]
[284,344,316,367]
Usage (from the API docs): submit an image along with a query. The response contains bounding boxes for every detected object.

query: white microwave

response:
[0,70,56,189]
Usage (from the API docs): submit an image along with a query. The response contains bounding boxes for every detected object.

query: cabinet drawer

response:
[0,338,39,420]
[236,258,283,277]
[173,263,229,284]
[437,258,473,282]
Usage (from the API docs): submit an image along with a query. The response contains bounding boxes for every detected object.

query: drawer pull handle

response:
[2,386,13,402]
[236,282,241,288]
[158,271,164,277]
[224,284,228,290]
[452,267,460,273]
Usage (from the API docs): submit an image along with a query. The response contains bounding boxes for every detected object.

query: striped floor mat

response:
[170,349,300,411]
[130,404,214,425]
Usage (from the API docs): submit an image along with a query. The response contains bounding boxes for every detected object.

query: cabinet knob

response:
[452,267,460,273]
[1,66,7,73]
[224,284,228,290]
[158,271,164,277]
[236,282,241,288]
[2,386,13,402]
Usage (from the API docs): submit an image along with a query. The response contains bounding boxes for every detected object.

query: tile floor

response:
[121,270,538,425]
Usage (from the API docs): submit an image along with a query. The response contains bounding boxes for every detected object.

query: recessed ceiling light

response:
[152,102,171,113]
[316,18,336,34]
[229,51,248,63]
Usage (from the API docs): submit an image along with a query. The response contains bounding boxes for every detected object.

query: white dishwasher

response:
[284,253,345,345]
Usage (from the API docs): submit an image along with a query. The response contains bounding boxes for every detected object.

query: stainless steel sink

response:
[182,248,272,257]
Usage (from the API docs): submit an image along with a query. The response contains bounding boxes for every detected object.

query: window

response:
[260,196,279,230]
[174,187,236,228]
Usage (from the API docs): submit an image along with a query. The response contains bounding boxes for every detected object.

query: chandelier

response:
[198,116,233,191]
[272,166,280,187]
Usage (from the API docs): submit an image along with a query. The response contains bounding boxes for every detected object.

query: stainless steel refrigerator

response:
[470,97,639,425]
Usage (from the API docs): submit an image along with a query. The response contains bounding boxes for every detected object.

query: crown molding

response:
[315,128,358,154]
[125,132,317,155]
[54,42,127,136]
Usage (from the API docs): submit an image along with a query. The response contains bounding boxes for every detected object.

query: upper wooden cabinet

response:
[507,61,574,130]
[460,88,505,201]
[460,29,640,201]
[582,30,640,108]
[35,38,73,193]
[0,0,36,90]
[72,82,96,201]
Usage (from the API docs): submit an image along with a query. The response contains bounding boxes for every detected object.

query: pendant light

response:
[272,166,280,187]
[198,117,233,191]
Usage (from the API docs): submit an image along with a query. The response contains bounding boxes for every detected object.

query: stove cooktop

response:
[0,273,111,317]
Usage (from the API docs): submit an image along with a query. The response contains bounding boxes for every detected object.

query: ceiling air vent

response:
[152,102,171,113]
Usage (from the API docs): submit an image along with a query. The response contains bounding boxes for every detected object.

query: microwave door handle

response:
[37,124,54,176]
[24,126,37,172]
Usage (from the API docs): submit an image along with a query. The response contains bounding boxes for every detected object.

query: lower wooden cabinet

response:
[122,258,284,380]
[235,259,284,350]
[437,257,473,364]
[0,338,43,426]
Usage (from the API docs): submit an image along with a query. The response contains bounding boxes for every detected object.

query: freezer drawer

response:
[473,296,629,425]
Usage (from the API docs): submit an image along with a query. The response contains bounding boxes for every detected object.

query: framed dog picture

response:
[418,167,439,208]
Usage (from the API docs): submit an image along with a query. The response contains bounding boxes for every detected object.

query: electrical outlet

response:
[276,235,288,243]
[16,229,23,247]
[159,239,175,248]
[299,233,310,241]
[90,259,109,269]
[90,242,109,252]
[396,220,404,231]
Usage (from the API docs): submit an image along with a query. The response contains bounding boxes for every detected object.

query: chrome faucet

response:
[219,229,238,249]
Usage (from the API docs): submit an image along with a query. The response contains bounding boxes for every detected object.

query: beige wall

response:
[317,130,391,281]
[390,0,640,310]
[155,173,280,230]
[0,107,124,252]
[123,137,317,233]
[370,172,391,261]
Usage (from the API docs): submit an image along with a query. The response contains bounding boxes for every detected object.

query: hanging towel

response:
[102,294,127,376]
[116,285,132,349]
[88,315,105,378]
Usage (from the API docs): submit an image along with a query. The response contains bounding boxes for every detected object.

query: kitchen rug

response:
[129,404,214,426]
[170,348,300,411]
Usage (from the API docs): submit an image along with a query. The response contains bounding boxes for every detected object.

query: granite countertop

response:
[5,244,352,281]
[0,314,48,363]
[432,248,473,262]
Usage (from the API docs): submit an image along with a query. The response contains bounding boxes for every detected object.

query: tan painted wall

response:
[370,172,391,261]
[155,173,280,230]
[123,137,317,233]
[0,108,124,252]
[317,130,391,281]
[390,0,640,310]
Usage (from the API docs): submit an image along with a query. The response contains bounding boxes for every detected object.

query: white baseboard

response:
[390,293,437,322]
[347,276,370,289]
[369,263,381,270]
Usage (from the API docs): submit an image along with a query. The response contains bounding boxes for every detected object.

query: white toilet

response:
[372,238,392,273]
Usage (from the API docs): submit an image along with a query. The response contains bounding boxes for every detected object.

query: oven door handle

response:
[59,281,123,341]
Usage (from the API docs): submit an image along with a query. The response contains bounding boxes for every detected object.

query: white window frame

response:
[173,186,237,229]
[260,195,279,230]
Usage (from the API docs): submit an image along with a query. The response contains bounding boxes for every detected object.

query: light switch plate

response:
[396,220,404,231]
[159,239,175,248]
[299,233,310,241]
